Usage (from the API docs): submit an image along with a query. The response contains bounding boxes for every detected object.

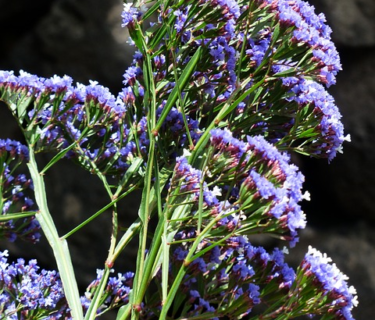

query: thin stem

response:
[61,185,138,240]
[130,18,158,319]
[0,211,37,222]
[159,215,223,319]
[84,267,111,320]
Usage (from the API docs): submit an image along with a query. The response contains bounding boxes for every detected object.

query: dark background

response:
[0,0,374,318]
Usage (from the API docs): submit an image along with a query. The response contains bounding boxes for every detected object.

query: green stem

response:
[27,147,83,320]
[0,211,37,222]
[61,185,137,240]
[111,218,142,264]
[84,267,111,320]
[159,215,222,319]
[130,19,158,319]
[189,76,260,164]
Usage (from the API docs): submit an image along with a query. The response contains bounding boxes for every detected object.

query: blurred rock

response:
[1,0,133,92]
[301,48,375,224]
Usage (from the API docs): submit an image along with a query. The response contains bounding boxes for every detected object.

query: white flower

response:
[212,186,222,197]
[302,191,311,201]
[182,149,192,157]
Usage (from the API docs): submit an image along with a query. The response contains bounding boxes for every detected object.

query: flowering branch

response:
[0,0,358,319]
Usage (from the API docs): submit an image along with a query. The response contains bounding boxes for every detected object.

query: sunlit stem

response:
[27,147,83,320]
[159,215,223,319]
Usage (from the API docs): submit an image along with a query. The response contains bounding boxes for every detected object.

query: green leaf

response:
[0,211,36,222]
[270,22,281,47]
[17,96,34,124]
[84,267,111,320]
[142,1,160,21]
[40,142,78,174]
[298,128,319,138]
[115,157,144,195]
[116,304,131,320]
[128,22,145,51]
[154,47,202,134]
[271,68,298,78]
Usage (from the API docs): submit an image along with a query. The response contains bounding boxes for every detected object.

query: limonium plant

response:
[0,0,357,319]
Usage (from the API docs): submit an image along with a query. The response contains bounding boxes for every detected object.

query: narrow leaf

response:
[40,142,77,174]
[154,47,202,134]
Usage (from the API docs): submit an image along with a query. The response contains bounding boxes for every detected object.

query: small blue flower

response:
[121,3,141,28]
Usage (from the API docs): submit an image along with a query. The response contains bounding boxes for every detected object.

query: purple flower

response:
[247,283,261,305]
[207,130,306,245]
[174,246,189,261]
[210,128,247,161]
[174,7,189,33]
[246,37,271,67]
[43,74,73,93]
[301,246,358,319]
[258,0,341,86]
[174,157,202,193]
[289,79,347,160]
[172,157,220,212]
[0,251,70,318]
[123,66,142,86]
[216,0,241,19]
[0,140,40,243]
[233,260,255,279]
[0,138,29,160]
[121,3,141,28]
[17,70,45,91]
[0,70,17,85]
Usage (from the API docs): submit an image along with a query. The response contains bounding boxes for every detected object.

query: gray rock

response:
[310,0,375,46]
[4,0,133,92]
[301,48,375,223]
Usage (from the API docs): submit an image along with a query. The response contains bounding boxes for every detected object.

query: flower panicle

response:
[205,129,306,246]
[166,235,296,319]
[257,0,341,87]
[0,70,142,180]
[281,246,359,320]
[0,139,40,244]
[0,251,138,319]
[0,250,70,319]
[0,0,357,319]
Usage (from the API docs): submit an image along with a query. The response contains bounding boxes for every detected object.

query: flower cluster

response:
[0,139,39,243]
[171,157,219,207]
[146,234,291,319]
[286,78,348,160]
[158,236,358,320]
[284,246,359,319]
[81,269,134,315]
[261,0,341,86]
[0,250,69,319]
[0,0,358,319]
[181,128,307,246]
[0,70,143,181]
[0,250,138,320]
[119,0,346,161]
